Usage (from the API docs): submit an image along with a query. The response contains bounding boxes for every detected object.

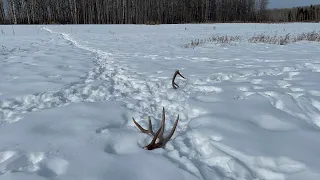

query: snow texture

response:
[1,23,320,180]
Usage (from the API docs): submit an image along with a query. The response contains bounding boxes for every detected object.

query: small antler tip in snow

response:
[172,70,186,89]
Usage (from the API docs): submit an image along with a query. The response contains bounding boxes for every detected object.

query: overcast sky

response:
[268,0,319,9]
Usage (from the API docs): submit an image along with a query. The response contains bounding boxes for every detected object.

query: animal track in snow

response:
[276,80,291,89]
[166,130,306,180]
[259,91,320,129]
[0,150,68,178]
[251,79,262,85]
[308,90,320,97]
[0,28,222,133]
[250,114,297,131]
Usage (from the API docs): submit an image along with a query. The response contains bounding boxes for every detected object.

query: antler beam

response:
[132,107,179,150]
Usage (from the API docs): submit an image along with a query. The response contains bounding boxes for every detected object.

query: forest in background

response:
[0,0,319,24]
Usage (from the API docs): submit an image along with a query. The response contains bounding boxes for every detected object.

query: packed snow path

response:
[0,24,320,180]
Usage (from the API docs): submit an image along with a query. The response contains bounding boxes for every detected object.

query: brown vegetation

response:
[249,31,320,45]
[183,35,242,48]
[184,30,320,47]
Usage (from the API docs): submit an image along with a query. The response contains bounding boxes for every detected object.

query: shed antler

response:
[172,70,186,89]
[132,107,179,150]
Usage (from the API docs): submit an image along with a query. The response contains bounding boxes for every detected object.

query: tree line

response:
[0,0,319,24]
[268,4,320,22]
[0,0,270,24]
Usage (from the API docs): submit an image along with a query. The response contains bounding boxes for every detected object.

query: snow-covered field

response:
[1,23,320,180]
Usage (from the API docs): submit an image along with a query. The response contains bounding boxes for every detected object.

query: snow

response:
[1,23,320,180]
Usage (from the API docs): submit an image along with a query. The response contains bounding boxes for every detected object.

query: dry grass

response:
[145,21,161,25]
[293,31,320,42]
[184,30,320,48]
[249,31,320,45]
[248,33,291,45]
[183,35,242,48]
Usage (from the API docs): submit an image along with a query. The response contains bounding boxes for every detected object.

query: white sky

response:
[269,0,319,9]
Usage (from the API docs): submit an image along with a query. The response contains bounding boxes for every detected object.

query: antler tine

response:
[172,70,186,89]
[132,116,155,135]
[147,116,154,135]
[163,115,179,143]
[176,70,186,79]
[157,107,166,140]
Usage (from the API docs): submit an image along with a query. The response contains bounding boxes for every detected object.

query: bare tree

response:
[7,0,18,24]
[258,0,269,21]
[0,0,5,23]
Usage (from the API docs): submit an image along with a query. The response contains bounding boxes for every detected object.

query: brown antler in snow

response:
[132,107,179,150]
[172,70,186,89]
